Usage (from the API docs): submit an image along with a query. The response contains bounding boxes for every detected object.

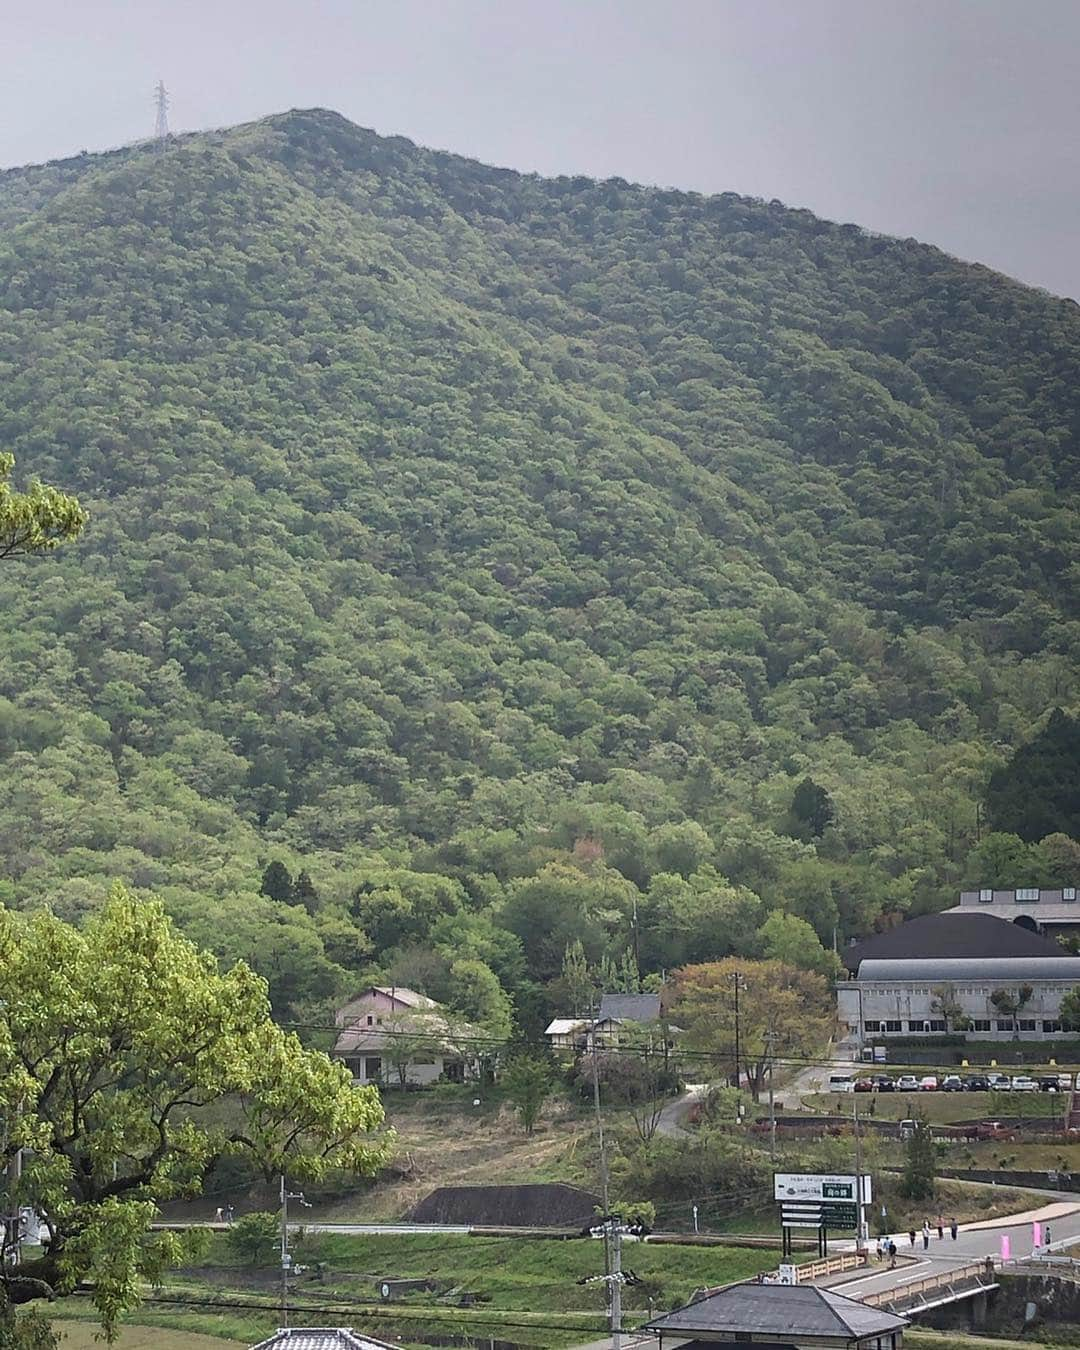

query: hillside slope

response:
[0,109,1077,1016]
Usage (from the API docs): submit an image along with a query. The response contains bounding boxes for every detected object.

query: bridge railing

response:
[862,1260,995,1309]
[796,1251,868,1283]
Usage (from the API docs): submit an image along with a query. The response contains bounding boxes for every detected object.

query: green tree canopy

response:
[0,887,389,1333]
[0,453,86,561]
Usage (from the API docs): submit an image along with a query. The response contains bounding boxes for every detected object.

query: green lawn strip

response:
[176,1231,775,1334]
[49,1301,267,1345]
[907,1332,1078,1350]
[802,1093,1065,1124]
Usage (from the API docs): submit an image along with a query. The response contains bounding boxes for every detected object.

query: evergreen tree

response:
[985,709,1080,842]
[900,1117,936,1200]
[293,869,319,914]
[260,860,294,904]
[790,778,835,839]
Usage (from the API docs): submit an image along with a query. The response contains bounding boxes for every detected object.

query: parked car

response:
[963,1074,990,1091]
[896,1074,920,1092]
[873,1075,895,1092]
[854,1078,875,1092]
[919,1075,939,1091]
[941,1074,964,1092]
[1010,1075,1038,1092]
[1057,1073,1074,1090]
[972,1120,1015,1140]
[987,1073,1011,1091]
[1038,1075,1062,1092]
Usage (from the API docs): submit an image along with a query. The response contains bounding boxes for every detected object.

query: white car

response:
[896,1074,920,1092]
[987,1073,1011,1091]
[1010,1075,1038,1092]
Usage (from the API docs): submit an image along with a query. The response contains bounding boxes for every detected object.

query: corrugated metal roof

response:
[857,956,1080,981]
[647,1283,906,1337]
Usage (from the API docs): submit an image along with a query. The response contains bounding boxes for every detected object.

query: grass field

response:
[51,1314,251,1346]
[310,1089,599,1223]
[803,1092,1066,1123]
[152,1229,779,1348]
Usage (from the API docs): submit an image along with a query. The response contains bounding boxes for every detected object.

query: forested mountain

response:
[1,108,1078,1026]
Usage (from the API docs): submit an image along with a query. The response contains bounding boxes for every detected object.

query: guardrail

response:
[863,1261,996,1310]
[797,1252,867,1283]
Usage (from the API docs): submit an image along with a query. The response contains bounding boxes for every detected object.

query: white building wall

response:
[842,979,1074,1047]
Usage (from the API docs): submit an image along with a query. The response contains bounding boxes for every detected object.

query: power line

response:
[69,1288,618,1336]
[290,1022,1070,1074]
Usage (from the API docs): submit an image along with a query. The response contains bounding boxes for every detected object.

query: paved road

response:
[656,1083,708,1137]
[817,1197,1080,1303]
[568,1196,1080,1349]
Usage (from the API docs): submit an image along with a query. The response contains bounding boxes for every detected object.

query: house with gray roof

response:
[545,991,675,1055]
[249,1329,402,1350]
[646,1281,906,1349]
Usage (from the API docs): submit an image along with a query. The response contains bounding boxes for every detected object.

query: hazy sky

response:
[4,0,1079,298]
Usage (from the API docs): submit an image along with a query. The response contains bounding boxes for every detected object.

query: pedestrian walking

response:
[922,1221,930,1250]
[1045,1224,1052,1249]
[908,1228,916,1248]
[888,1239,897,1269]
[214,1207,224,1222]
[875,1236,884,1261]
[950,1217,958,1241]
[936,1216,944,1240]
[224,1204,235,1224]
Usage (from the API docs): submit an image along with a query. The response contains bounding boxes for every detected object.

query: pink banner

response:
[1001,1233,1011,1261]
[1033,1221,1042,1250]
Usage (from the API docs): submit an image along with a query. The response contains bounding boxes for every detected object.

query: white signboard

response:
[777,1263,797,1285]
[773,1173,872,1203]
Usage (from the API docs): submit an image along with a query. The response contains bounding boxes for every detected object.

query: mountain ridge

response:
[0,108,1077,1019]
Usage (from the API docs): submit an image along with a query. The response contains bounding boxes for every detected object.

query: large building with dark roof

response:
[838,912,1080,1047]
[645,1281,906,1349]
[841,912,1068,973]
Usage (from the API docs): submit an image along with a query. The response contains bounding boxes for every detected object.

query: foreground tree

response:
[0,887,390,1335]
[0,453,86,560]
[670,958,834,1101]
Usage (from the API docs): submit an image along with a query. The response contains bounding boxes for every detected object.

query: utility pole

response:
[580,1215,645,1350]
[589,1009,609,1210]
[732,971,744,1090]
[852,1098,866,1253]
[765,1029,777,1160]
[610,1222,622,1350]
[154,80,170,145]
[279,1174,310,1326]
[589,1007,611,1302]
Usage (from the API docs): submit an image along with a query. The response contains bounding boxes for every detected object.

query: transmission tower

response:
[154,80,170,144]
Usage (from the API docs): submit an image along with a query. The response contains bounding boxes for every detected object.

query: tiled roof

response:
[372,986,439,1008]
[249,1329,401,1350]
[598,993,662,1023]
[647,1283,906,1338]
[843,912,1067,972]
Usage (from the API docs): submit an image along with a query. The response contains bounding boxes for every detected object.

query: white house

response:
[333,986,479,1087]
